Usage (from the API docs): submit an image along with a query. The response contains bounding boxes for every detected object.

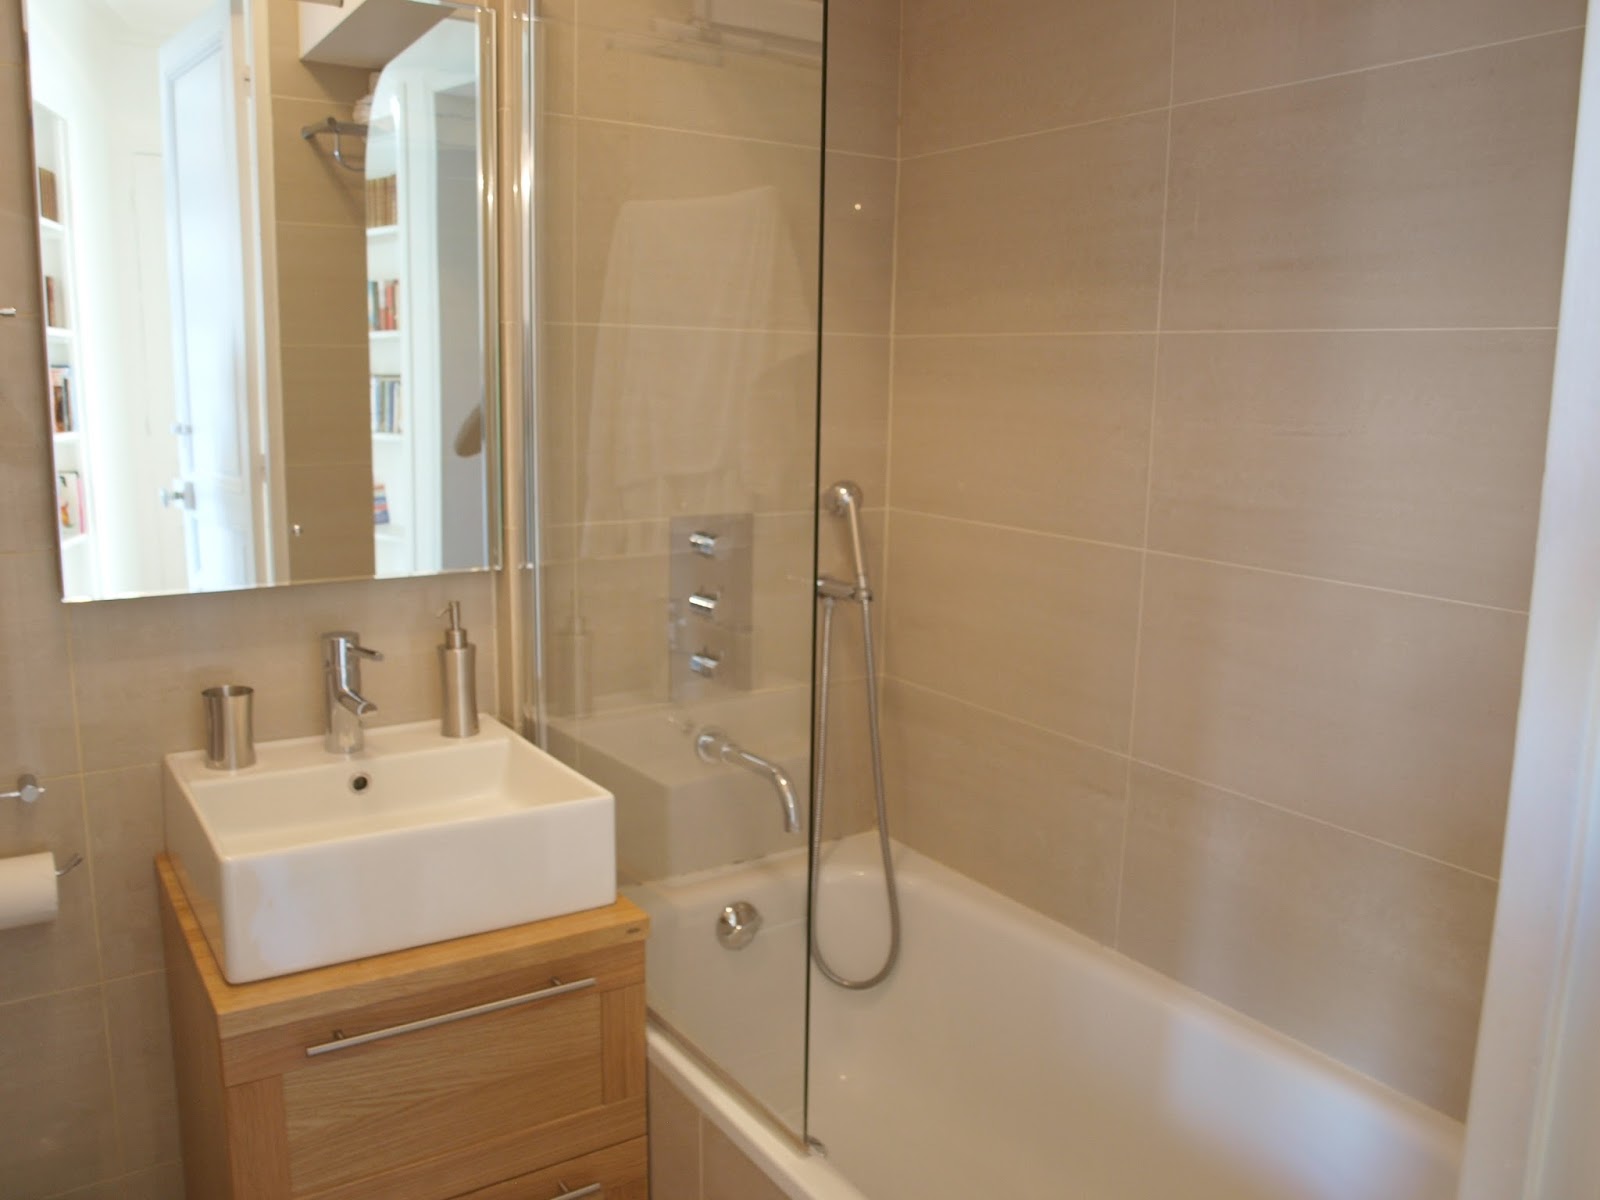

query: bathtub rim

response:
[649,1021,868,1200]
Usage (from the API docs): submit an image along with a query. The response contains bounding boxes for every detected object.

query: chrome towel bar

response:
[304,976,597,1057]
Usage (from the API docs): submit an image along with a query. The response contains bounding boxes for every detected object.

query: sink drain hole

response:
[349,772,372,794]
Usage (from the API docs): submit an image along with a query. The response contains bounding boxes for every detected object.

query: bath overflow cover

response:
[716,901,763,950]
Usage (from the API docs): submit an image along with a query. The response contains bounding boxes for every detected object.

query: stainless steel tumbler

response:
[203,684,256,770]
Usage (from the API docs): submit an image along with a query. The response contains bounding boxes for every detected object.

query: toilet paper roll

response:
[0,852,59,931]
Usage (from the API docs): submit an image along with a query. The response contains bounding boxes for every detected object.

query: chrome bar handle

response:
[2,774,45,804]
[554,1185,603,1199]
[304,977,597,1057]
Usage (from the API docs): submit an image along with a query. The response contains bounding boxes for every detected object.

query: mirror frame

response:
[22,0,503,602]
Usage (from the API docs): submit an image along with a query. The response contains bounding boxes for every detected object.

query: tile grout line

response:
[897,24,1586,164]
[885,675,1501,885]
[891,508,1531,617]
[1114,2,1180,952]
[564,111,827,153]
[890,326,1560,338]
[873,1,907,685]
[1169,23,1587,112]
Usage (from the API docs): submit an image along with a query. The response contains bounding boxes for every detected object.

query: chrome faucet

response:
[695,727,801,833]
[321,631,383,754]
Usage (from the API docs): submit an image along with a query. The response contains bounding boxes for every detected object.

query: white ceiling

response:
[96,0,220,39]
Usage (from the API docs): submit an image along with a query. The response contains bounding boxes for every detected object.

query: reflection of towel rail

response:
[301,116,369,174]
[604,17,821,69]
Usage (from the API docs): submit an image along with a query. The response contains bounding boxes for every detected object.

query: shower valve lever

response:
[688,530,720,557]
[689,650,720,678]
[688,591,720,617]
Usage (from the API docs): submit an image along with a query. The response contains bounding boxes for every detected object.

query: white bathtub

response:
[648,836,1465,1200]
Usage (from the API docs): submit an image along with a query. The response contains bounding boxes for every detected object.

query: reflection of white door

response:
[159,1,258,590]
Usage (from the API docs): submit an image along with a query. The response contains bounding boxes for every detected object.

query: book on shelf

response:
[37,167,59,224]
[365,175,398,228]
[367,279,400,331]
[373,483,390,526]
[44,275,66,329]
[370,375,402,433]
[48,365,74,433]
[56,470,85,535]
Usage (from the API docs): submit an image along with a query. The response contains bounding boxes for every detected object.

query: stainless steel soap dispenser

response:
[438,601,479,738]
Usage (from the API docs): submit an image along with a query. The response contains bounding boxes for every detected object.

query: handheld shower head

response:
[823,480,863,516]
[823,480,870,593]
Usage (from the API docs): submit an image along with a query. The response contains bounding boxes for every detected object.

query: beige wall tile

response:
[1173,0,1586,104]
[535,13,575,117]
[886,512,1141,751]
[896,113,1168,335]
[892,334,1155,544]
[68,574,495,771]
[1132,555,1525,875]
[273,222,368,349]
[0,1,21,66]
[1162,34,1582,331]
[284,462,377,581]
[0,550,79,778]
[1150,331,1554,609]
[703,1118,787,1200]
[0,985,119,1199]
[815,681,878,840]
[647,1065,699,1200]
[818,334,890,505]
[752,510,825,689]
[536,321,578,531]
[0,776,97,1004]
[885,680,1127,941]
[536,116,575,325]
[120,1162,185,1200]
[0,312,49,443]
[575,5,822,148]
[84,767,165,980]
[572,120,820,332]
[821,151,895,335]
[0,439,57,553]
[0,62,30,217]
[269,96,367,229]
[575,549,670,709]
[825,0,900,159]
[280,345,371,468]
[1119,764,1496,1117]
[105,973,181,1172]
[900,0,1172,156]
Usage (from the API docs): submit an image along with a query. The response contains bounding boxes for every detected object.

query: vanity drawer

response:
[453,1137,648,1200]
[281,983,606,1196]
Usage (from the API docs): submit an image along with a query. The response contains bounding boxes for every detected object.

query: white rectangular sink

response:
[164,715,616,984]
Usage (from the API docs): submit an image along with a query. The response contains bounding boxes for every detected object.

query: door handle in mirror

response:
[159,480,197,511]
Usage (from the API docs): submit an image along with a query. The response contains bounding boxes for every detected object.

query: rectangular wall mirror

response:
[21,0,498,602]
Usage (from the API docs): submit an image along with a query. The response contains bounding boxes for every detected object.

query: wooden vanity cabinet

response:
[157,855,650,1200]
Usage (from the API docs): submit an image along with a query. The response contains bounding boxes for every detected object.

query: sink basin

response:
[163,714,616,984]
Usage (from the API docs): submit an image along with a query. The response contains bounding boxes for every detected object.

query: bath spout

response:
[694,727,801,834]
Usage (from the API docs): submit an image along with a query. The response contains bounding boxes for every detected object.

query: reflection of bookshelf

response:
[366,166,413,576]
[33,101,97,596]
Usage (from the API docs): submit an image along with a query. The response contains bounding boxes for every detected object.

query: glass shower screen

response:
[527,1,824,1137]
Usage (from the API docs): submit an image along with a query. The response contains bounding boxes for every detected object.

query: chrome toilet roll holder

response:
[3,774,84,877]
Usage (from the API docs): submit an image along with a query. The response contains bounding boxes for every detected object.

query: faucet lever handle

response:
[349,642,383,662]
